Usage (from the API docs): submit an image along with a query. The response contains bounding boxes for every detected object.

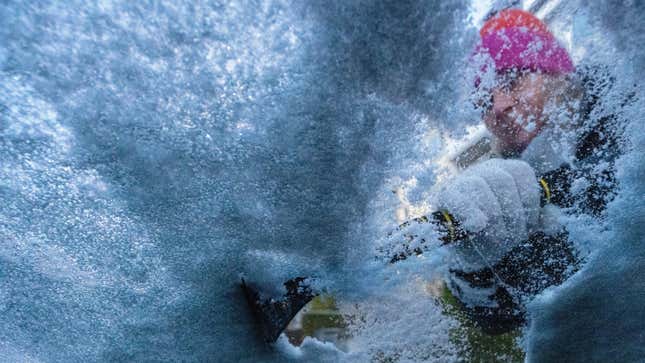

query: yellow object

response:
[539,178,551,204]
[441,210,456,242]
[285,295,347,348]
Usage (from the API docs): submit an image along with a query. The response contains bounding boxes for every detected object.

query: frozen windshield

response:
[0,0,642,361]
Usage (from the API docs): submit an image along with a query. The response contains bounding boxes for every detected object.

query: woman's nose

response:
[492,92,515,116]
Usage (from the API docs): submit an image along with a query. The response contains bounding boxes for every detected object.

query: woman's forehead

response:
[497,68,541,82]
[470,69,557,104]
[494,70,548,90]
[474,68,538,93]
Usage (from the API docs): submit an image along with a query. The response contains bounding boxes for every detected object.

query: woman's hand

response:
[434,159,541,245]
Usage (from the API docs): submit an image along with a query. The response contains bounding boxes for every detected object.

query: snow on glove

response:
[434,159,541,248]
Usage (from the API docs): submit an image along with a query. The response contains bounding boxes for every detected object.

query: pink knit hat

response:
[475,9,574,76]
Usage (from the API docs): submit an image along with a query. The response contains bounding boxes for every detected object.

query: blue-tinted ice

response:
[0,1,643,362]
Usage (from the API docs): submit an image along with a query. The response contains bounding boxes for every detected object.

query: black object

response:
[450,231,579,335]
[241,277,316,344]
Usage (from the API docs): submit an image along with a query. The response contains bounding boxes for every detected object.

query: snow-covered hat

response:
[475,9,574,76]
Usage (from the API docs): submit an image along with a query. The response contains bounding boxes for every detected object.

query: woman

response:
[434,8,622,334]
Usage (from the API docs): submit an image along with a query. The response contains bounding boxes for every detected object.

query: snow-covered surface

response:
[0,0,642,362]
[524,3,645,361]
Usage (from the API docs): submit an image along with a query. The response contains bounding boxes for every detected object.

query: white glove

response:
[434,159,541,257]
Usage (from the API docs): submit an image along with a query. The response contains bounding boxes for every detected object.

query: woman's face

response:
[481,71,552,154]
